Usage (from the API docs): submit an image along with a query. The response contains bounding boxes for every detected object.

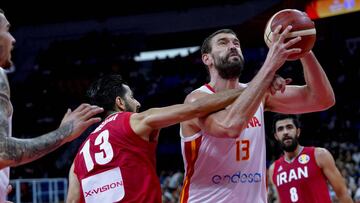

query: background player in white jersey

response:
[0,8,104,202]
[180,27,335,202]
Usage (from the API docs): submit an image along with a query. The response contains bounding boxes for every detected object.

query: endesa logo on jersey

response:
[212,171,262,184]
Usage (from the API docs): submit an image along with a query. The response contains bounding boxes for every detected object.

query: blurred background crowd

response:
[2,0,360,202]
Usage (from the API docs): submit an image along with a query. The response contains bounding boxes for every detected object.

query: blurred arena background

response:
[2,0,360,202]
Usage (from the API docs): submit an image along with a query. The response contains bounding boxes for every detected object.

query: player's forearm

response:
[220,64,276,135]
[300,51,335,109]
[337,194,354,203]
[67,164,81,203]
[192,88,243,117]
[336,188,354,203]
[0,122,74,169]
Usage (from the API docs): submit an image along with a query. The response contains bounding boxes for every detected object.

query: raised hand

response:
[59,103,103,143]
[264,25,302,71]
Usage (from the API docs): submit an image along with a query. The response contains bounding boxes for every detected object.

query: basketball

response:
[264,9,316,60]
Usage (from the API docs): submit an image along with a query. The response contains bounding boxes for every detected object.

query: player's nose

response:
[10,33,16,44]
[136,100,141,109]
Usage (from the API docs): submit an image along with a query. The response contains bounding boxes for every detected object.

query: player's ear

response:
[115,96,126,111]
[202,53,212,66]
[296,128,301,138]
[274,132,279,141]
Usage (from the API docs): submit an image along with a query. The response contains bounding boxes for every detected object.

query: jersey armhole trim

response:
[180,128,202,142]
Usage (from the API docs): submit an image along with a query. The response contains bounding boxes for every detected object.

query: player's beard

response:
[125,101,139,113]
[213,52,244,80]
[0,46,13,69]
[280,136,299,152]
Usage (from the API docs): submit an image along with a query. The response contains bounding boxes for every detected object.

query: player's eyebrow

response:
[216,37,228,42]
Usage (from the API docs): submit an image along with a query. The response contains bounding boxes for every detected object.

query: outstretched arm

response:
[0,70,103,169]
[130,88,244,140]
[67,163,81,203]
[315,148,353,203]
[0,103,103,169]
[265,51,335,113]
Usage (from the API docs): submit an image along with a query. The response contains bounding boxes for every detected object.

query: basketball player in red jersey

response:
[269,114,353,203]
[67,74,287,203]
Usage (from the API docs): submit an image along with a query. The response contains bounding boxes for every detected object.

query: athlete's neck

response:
[284,145,304,162]
[105,110,123,118]
[208,77,240,92]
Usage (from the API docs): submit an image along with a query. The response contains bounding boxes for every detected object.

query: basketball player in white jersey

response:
[180,27,335,202]
[0,8,103,202]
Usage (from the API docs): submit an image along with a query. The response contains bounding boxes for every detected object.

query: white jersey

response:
[180,84,267,203]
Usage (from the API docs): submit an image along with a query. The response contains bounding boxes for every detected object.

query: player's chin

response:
[1,59,13,69]
[228,55,240,62]
[282,139,293,145]
[1,61,13,70]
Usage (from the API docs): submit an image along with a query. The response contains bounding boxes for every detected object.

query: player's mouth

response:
[282,137,293,144]
[228,52,239,58]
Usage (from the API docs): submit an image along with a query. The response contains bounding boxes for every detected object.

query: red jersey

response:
[272,147,331,203]
[73,112,161,203]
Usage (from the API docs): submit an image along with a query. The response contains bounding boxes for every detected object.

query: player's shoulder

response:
[314,147,331,157]
[269,161,276,171]
[268,161,278,183]
[184,87,211,103]
[314,147,333,167]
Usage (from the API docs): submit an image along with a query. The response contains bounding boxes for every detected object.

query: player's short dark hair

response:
[201,29,237,54]
[87,74,127,113]
[272,114,300,133]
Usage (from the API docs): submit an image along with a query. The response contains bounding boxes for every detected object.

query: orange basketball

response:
[264,9,316,60]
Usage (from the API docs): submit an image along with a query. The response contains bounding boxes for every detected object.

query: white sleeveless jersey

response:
[180,84,267,203]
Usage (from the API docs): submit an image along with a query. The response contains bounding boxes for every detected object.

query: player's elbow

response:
[213,128,239,138]
[66,195,80,203]
[324,94,336,108]
[226,130,241,138]
[316,94,335,111]
[217,121,247,138]
[0,138,21,168]
[0,156,17,169]
[306,90,335,112]
[335,189,352,202]
[0,161,8,170]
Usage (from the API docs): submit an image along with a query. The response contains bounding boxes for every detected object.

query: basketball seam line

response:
[266,31,272,43]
